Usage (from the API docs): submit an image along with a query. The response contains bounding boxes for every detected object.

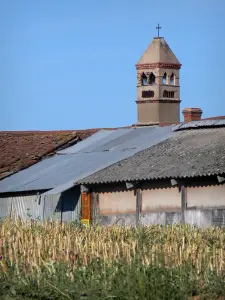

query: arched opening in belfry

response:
[162,72,167,84]
[170,73,175,85]
[149,72,155,85]
[141,73,148,85]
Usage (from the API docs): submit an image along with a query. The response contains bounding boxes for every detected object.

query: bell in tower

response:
[136,25,181,125]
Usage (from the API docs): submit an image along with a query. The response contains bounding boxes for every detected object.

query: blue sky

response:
[0,0,225,130]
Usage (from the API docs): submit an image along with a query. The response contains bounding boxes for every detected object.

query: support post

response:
[136,188,141,226]
[181,185,186,224]
[91,192,99,225]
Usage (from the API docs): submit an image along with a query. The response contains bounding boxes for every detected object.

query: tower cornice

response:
[135,63,182,70]
[136,99,181,104]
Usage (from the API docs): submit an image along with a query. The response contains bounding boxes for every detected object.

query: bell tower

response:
[136,26,181,125]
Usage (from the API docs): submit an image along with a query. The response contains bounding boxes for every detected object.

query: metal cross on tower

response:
[156,23,161,37]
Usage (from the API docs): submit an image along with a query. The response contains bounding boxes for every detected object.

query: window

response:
[163,90,175,98]
[170,73,175,85]
[141,73,147,85]
[149,72,155,85]
[162,72,167,84]
[142,90,154,98]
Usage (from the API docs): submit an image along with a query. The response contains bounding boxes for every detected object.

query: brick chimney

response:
[182,108,203,122]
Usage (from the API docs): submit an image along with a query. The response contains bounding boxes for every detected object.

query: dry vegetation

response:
[0,218,224,299]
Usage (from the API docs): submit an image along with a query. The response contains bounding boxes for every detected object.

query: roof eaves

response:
[79,171,225,186]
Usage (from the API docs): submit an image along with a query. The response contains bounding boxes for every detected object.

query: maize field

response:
[0,218,224,299]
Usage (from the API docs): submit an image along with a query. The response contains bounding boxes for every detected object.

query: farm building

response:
[0,35,225,226]
[0,126,175,222]
[0,120,224,227]
[79,120,225,227]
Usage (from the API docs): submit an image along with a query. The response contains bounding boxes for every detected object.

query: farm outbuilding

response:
[0,126,175,222]
[78,121,225,227]
[0,120,225,227]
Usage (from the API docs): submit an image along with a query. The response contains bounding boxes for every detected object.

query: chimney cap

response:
[182,108,203,123]
[182,108,203,113]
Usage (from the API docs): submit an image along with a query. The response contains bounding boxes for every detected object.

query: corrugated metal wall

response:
[11,195,43,221]
[42,194,61,221]
[0,197,12,220]
[0,186,81,222]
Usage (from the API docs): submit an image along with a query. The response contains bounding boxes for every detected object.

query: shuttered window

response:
[142,90,154,98]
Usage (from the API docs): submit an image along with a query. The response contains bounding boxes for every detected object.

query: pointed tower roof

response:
[136,37,180,66]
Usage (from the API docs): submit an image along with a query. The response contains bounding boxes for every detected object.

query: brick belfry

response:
[136,25,181,125]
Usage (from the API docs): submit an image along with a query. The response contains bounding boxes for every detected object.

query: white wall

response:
[99,191,136,215]
[98,184,225,217]
[187,185,225,208]
[142,187,181,212]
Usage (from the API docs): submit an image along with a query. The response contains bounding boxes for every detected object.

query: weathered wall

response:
[96,182,225,227]
[0,186,81,222]
[187,185,225,208]
[142,187,180,212]
[140,209,225,228]
[0,195,42,221]
[11,195,43,220]
[99,190,136,215]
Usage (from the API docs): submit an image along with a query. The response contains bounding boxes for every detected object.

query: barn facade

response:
[78,121,225,227]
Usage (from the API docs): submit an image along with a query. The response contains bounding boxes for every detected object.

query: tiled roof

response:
[0,129,99,180]
[79,127,225,185]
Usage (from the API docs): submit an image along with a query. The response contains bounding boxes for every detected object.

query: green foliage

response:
[0,260,224,300]
[0,220,224,299]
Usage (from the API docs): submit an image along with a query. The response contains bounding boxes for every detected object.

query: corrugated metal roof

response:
[173,119,225,131]
[0,126,175,194]
[79,127,225,184]
[57,129,130,154]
